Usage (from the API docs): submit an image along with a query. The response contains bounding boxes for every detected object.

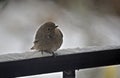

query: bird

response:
[31,22,63,56]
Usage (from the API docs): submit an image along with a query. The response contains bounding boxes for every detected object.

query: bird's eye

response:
[47,28,50,30]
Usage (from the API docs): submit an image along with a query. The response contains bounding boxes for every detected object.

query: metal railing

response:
[0,46,120,78]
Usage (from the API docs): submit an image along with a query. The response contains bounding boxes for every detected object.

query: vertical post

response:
[63,70,75,78]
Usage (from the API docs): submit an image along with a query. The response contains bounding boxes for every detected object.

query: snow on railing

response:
[0,45,120,78]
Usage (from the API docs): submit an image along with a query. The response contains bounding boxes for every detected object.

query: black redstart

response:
[31,22,63,56]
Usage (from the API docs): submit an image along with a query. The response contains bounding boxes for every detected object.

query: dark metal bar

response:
[0,48,120,77]
[63,70,75,78]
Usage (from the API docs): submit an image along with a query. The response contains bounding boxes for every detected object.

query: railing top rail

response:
[0,45,120,77]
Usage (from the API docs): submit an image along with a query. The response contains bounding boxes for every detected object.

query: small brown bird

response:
[31,22,63,56]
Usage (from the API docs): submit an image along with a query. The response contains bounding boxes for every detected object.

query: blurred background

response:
[0,0,120,78]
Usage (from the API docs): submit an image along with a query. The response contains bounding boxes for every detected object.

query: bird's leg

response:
[42,50,57,57]
[51,52,58,57]
[39,50,43,55]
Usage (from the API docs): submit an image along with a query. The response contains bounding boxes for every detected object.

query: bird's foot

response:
[51,52,58,57]
[38,50,44,55]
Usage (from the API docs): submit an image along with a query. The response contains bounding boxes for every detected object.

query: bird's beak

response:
[55,26,58,28]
